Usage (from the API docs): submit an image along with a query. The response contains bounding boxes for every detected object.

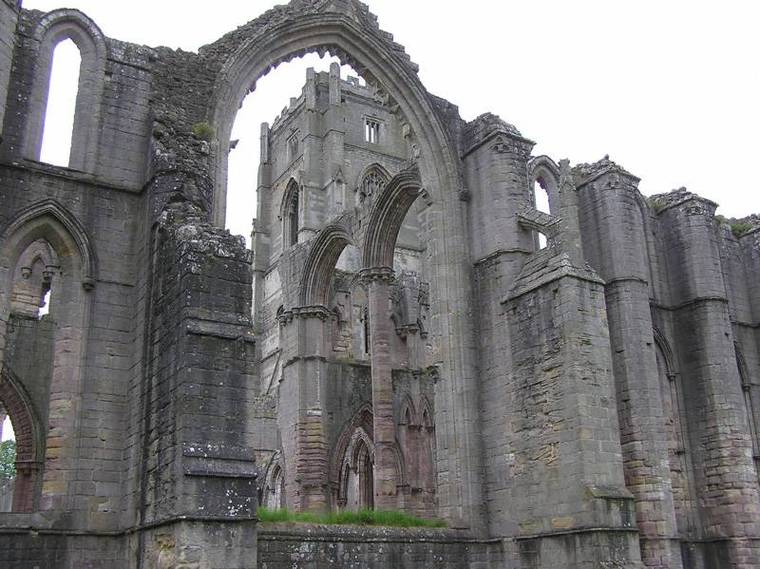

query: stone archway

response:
[204,0,485,527]
[0,200,96,512]
[0,368,42,512]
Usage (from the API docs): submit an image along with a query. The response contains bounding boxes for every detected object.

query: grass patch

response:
[257,507,446,528]
[730,221,753,238]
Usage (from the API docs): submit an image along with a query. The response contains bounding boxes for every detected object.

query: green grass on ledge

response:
[257,507,447,528]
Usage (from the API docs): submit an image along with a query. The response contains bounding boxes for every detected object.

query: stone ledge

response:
[258,522,498,544]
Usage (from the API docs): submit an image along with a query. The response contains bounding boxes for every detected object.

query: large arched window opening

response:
[224,53,365,248]
[0,203,97,512]
[527,157,560,252]
[39,39,81,167]
[207,5,484,526]
[25,10,107,173]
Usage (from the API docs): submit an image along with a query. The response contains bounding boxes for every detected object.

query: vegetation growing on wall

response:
[0,440,15,479]
[257,507,446,528]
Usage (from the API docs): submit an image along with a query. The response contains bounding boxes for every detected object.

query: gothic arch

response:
[398,394,417,426]
[355,162,392,189]
[261,451,285,509]
[298,218,354,307]
[206,1,458,229]
[0,200,95,511]
[528,155,560,214]
[419,396,434,428]
[24,9,107,171]
[205,0,485,526]
[0,200,98,288]
[652,327,676,377]
[355,162,392,206]
[330,404,373,489]
[338,426,375,509]
[0,367,43,512]
[362,166,423,269]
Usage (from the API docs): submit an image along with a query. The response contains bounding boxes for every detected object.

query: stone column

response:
[659,194,760,567]
[576,167,682,568]
[278,307,331,512]
[11,461,38,512]
[361,267,398,510]
[41,275,92,512]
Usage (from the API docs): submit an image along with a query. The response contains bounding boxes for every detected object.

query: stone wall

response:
[258,525,504,569]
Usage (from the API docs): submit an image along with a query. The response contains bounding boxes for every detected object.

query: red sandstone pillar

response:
[363,267,398,510]
[12,461,37,512]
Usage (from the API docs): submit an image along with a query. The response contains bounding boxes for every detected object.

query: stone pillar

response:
[576,165,682,568]
[362,267,398,510]
[278,307,331,512]
[11,461,38,513]
[659,194,760,567]
[40,274,91,512]
[461,114,535,534]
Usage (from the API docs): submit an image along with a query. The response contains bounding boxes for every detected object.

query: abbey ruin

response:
[0,1,759,567]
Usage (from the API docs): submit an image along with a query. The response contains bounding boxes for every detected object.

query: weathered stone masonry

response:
[0,1,759,568]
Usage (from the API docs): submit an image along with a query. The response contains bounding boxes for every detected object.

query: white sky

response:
[22,0,760,246]
[1,416,13,442]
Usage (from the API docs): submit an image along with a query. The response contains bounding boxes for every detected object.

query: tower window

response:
[364,118,381,144]
[287,133,299,162]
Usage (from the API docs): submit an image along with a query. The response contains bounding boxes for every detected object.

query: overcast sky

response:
[23,0,760,246]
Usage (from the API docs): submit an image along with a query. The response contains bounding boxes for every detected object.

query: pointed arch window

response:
[282,180,300,248]
[39,39,81,167]
[340,431,374,511]
[24,10,107,172]
[533,179,551,249]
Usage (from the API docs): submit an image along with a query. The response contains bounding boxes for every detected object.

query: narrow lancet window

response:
[534,180,550,249]
[40,39,81,167]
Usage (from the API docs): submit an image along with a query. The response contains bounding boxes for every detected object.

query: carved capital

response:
[357,266,395,286]
[291,305,333,321]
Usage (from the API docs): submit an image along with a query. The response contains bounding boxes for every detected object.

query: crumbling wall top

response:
[198,0,418,75]
[461,112,527,156]
[647,186,718,214]
[572,155,639,187]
